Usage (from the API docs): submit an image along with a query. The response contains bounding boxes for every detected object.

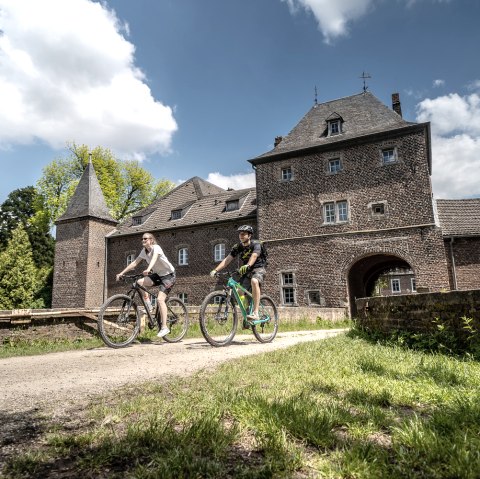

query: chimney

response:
[392,93,402,117]
[274,136,283,147]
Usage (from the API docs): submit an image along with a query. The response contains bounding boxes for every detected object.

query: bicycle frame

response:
[225,274,271,326]
[125,276,159,328]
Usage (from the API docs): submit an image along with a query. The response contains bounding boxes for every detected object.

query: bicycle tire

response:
[98,294,140,348]
[162,297,189,343]
[252,294,279,343]
[199,290,238,347]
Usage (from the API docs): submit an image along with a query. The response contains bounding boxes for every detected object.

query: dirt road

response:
[1,329,345,413]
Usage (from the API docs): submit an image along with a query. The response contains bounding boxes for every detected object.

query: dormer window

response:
[226,200,239,212]
[325,112,343,137]
[329,120,340,135]
[132,216,142,226]
[171,209,182,220]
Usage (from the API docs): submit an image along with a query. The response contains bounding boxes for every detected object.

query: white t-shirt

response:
[138,244,175,277]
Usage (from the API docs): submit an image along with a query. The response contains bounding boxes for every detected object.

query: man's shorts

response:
[240,267,266,290]
[148,272,176,294]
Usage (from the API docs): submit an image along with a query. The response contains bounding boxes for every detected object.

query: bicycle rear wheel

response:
[98,294,140,348]
[252,295,278,343]
[162,297,189,343]
[199,291,238,347]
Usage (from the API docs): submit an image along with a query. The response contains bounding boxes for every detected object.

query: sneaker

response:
[247,312,260,321]
[157,327,170,338]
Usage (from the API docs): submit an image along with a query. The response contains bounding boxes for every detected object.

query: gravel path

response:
[1,329,345,413]
[0,329,345,471]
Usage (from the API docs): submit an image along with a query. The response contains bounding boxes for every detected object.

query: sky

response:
[0,0,479,203]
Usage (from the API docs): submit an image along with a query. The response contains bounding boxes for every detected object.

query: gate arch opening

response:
[347,253,413,317]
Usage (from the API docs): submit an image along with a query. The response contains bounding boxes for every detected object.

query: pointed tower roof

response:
[56,159,118,224]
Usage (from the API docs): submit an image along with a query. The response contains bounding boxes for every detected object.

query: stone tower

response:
[52,159,118,309]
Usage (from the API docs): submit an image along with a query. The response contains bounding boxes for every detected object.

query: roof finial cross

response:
[359,71,371,93]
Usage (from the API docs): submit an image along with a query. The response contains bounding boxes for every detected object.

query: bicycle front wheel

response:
[163,297,189,343]
[98,294,140,348]
[199,291,238,347]
[252,295,279,343]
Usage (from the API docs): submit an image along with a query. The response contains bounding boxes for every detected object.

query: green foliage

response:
[0,224,45,309]
[37,142,175,226]
[352,316,480,359]
[0,186,55,269]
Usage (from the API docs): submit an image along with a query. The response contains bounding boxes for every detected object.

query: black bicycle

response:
[98,274,188,348]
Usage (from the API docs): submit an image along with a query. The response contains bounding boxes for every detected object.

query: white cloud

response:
[416,93,480,198]
[0,0,177,158]
[433,79,445,87]
[206,172,255,190]
[282,0,373,43]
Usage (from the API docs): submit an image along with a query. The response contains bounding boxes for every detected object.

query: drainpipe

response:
[449,237,457,290]
[103,235,109,303]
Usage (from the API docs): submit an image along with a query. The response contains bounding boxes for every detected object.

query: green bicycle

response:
[199,271,279,347]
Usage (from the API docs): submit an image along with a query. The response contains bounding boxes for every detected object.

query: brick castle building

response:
[52,91,480,316]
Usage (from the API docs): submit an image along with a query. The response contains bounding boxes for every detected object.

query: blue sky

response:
[1,0,479,203]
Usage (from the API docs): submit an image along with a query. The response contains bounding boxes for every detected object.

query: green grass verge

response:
[0,317,350,358]
[4,334,480,478]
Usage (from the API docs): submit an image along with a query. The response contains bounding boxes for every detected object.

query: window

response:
[225,200,239,212]
[411,278,417,292]
[391,278,401,293]
[372,203,385,215]
[323,200,348,224]
[328,158,342,173]
[329,120,341,135]
[178,292,188,304]
[282,272,296,305]
[281,167,293,181]
[171,209,182,220]
[178,248,188,265]
[382,148,397,164]
[307,291,321,305]
[132,216,142,226]
[126,254,135,265]
[214,243,225,262]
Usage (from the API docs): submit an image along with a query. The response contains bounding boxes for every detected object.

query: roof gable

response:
[436,199,480,237]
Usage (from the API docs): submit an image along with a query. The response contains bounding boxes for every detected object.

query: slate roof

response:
[251,91,419,163]
[436,199,480,237]
[111,177,256,237]
[56,160,117,224]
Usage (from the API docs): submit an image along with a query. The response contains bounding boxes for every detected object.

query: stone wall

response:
[355,289,480,333]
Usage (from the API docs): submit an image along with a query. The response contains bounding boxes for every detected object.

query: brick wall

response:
[449,237,480,290]
[53,217,116,309]
[355,289,480,333]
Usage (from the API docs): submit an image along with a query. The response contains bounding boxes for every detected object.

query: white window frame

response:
[226,200,239,212]
[323,200,349,224]
[329,120,341,136]
[178,292,188,304]
[214,243,226,262]
[382,148,397,165]
[411,278,417,292]
[126,254,135,266]
[281,167,293,181]
[178,248,189,266]
[391,278,401,293]
[328,158,342,173]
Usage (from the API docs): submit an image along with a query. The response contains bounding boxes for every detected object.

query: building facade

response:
[52,91,480,316]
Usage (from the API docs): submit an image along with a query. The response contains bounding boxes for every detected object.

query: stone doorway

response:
[347,253,412,317]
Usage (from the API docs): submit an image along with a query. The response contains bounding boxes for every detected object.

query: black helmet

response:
[237,225,253,234]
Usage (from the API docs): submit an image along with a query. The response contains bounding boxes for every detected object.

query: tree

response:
[0,186,55,269]
[37,143,175,226]
[0,224,44,309]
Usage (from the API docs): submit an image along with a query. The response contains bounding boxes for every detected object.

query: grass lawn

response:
[4,333,480,478]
